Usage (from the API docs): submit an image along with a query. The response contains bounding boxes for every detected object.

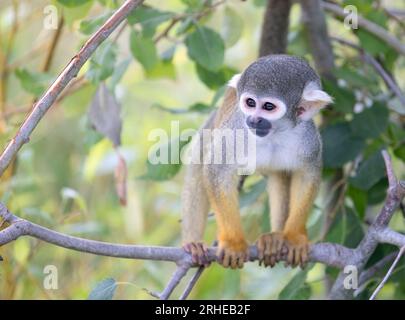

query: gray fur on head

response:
[237,55,321,115]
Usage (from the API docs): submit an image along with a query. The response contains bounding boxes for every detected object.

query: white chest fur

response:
[253,127,303,173]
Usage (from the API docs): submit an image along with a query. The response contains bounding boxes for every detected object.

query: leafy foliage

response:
[0,0,404,300]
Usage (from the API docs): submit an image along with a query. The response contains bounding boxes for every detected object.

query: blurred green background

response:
[0,0,404,299]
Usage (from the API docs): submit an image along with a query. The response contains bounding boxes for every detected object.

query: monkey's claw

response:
[283,233,309,269]
[216,239,249,269]
[256,232,285,267]
[183,242,210,267]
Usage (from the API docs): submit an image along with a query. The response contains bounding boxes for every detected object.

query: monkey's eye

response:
[263,102,276,111]
[246,98,256,108]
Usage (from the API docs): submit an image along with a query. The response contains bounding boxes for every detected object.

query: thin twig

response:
[179,266,205,300]
[328,150,405,299]
[381,150,396,188]
[160,264,190,300]
[331,36,405,107]
[322,1,405,55]
[369,246,405,300]
[42,17,65,72]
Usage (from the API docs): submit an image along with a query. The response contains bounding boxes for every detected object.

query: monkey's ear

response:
[228,74,241,88]
[298,82,333,120]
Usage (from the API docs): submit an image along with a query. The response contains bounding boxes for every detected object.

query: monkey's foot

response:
[256,232,285,267]
[282,232,309,269]
[183,242,210,267]
[217,238,249,269]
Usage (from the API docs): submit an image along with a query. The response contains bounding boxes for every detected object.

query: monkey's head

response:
[229,55,333,137]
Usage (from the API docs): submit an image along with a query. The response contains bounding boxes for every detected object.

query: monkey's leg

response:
[181,163,210,266]
[204,167,249,269]
[283,170,319,268]
[256,171,290,267]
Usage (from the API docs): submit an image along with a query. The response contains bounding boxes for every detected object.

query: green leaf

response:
[195,64,237,90]
[347,185,367,219]
[59,1,93,26]
[279,270,311,300]
[188,103,213,113]
[221,7,243,48]
[333,67,376,88]
[15,69,51,96]
[88,278,117,300]
[146,60,176,80]
[79,12,110,35]
[322,123,365,168]
[108,58,131,90]
[181,0,204,9]
[57,0,92,7]
[350,104,389,139]
[130,31,158,72]
[253,0,267,6]
[185,26,225,72]
[326,207,364,247]
[356,29,390,56]
[350,151,385,190]
[127,6,174,37]
[141,136,192,181]
[322,79,355,114]
[394,145,405,162]
[86,42,117,83]
[368,179,388,205]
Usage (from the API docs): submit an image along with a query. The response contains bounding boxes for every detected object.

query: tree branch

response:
[259,0,292,56]
[0,0,145,177]
[328,151,405,299]
[300,0,335,79]
[330,36,405,108]
[369,246,405,300]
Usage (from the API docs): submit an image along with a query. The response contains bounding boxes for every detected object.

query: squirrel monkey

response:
[181,55,332,269]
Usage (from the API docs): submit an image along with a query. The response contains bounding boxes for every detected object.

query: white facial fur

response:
[228,74,241,88]
[238,92,287,121]
[299,81,333,120]
[228,75,332,123]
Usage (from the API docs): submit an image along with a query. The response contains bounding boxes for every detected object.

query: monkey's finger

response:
[293,248,301,268]
[244,249,250,262]
[300,246,309,269]
[216,248,225,265]
[264,237,272,259]
[268,254,276,268]
[286,247,295,268]
[190,243,201,264]
[237,255,244,269]
[230,255,239,269]
[256,238,266,263]
[275,238,284,261]
[222,252,231,268]
[195,244,206,266]
[183,243,192,253]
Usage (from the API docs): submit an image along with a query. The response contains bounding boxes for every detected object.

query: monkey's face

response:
[238,92,289,137]
[228,55,333,137]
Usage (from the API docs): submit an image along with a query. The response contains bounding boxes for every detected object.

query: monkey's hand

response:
[256,232,285,268]
[282,232,309,269]
[183,242,210,267]
[217,237,249,269]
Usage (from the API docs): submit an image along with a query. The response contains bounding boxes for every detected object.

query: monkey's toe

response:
[283,233,309,269]
[183,242,210,267]
[216,240,249,269]
[256,232,284,267]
